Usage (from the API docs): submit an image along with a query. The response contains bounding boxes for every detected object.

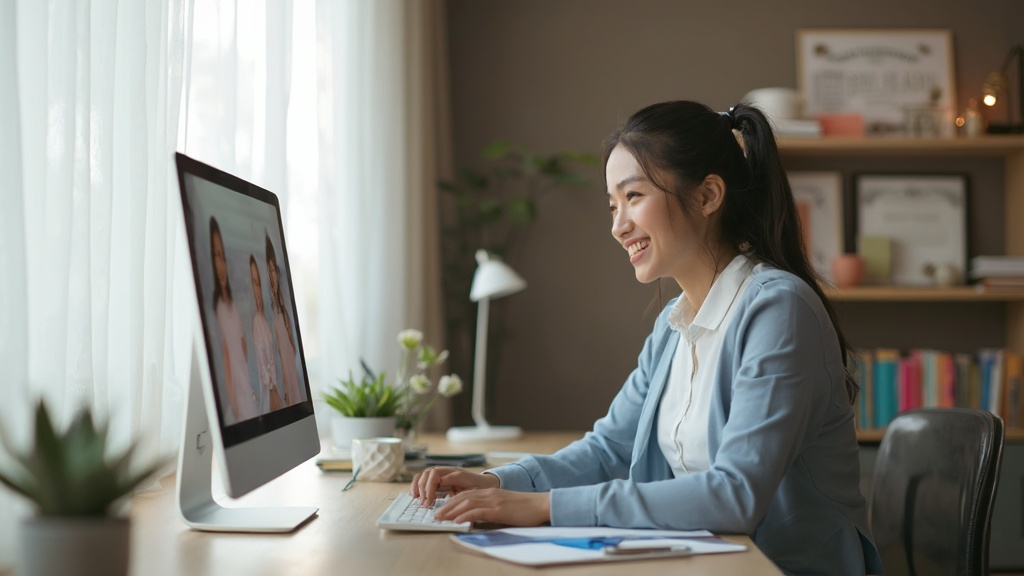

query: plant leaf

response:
[482,140,513,160]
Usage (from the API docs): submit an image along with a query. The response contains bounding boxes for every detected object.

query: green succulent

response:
[0,400,166,517]
[324,371,402,418]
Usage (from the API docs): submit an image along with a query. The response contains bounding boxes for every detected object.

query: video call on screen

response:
[183,175,309,427]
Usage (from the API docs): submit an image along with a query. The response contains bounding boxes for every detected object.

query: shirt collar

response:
[668,254,755,335]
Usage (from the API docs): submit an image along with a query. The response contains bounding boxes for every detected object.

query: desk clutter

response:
[317,450,487,477]
[849,347,1023,430]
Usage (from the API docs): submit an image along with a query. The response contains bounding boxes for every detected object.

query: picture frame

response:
[796,29,956,136]
[788,171,844,286]
[854,174,968,286]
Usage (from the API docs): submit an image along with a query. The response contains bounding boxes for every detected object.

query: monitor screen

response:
[177,154,315,447]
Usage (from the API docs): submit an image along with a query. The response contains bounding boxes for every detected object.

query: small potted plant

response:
[324,329,462,454]
[0,400,166,576]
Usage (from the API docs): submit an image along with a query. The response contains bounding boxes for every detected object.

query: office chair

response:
[870,408,1004,576]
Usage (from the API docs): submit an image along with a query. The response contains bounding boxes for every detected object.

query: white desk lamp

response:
[446,250,526,442]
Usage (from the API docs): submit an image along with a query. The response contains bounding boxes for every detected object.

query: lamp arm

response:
[471,298,491,428]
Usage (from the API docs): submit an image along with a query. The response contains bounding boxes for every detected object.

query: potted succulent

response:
[324,329,463,454]
[0,400,166,576]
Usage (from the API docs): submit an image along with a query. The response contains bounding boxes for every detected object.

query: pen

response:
[342,466,361,491]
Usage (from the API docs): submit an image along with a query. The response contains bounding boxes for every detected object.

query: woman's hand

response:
[410,466,499,506]
[433,489,551,527]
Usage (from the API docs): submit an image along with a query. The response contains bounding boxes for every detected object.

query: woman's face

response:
[606,144,704,286]
[250,260,263,313]
[213,232,228,291]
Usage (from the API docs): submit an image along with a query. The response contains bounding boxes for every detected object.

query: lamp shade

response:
[469,250,526,302]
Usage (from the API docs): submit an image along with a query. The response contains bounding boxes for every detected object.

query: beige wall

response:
[444,0,1024,430]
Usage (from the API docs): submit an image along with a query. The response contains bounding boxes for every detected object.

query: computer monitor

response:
[174,152,320,532]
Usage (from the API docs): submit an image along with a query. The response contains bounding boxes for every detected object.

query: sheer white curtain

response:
[0,0,190,567]
[0,0,449,567]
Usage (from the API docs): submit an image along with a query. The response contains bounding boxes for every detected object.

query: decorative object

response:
[0,401,166,576]
[855,174,967,286]
[788,171,844,285]
[350,437,405,483]
[447,250,527,442]
[981,43,1024,133]
[323,329,462,455]
[858,236,893,285]
[832,254,865,288]
[329,415,397,458]
[797,29,956,136]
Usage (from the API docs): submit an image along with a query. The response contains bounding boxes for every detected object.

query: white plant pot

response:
[20,516,130,576]
[330,415,397,457]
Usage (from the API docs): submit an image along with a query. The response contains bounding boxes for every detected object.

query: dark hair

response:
[210,216,231,305]
[602,100,856,403]
[249,254,263,313]
[266,234,294,344]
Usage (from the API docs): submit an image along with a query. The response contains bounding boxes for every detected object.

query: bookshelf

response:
[778,135,1024,441]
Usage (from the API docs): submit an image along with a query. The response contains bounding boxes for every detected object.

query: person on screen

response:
[250,255,283,414]
[210,216,258,423]
[411,101,882,575]
[266,235,302,406]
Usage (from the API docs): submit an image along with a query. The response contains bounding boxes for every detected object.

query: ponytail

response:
[729,104,858,403]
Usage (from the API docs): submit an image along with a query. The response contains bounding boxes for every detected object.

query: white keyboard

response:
[377,492,472,532]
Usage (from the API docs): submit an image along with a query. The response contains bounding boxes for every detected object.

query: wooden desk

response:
[128,432,782,575]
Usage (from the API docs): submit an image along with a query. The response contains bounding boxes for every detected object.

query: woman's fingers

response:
[433,489,550,526]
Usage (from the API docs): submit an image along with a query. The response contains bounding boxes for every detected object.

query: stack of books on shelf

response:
[969,255,1024,291]
[849,348,1024,430]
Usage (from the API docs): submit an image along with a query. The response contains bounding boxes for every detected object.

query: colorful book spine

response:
[873,348,900,427]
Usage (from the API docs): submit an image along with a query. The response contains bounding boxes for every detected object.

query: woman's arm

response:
[487,311,673,492]
[548,280,836,532]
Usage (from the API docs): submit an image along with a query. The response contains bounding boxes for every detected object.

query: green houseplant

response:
[0,400,166,576]
[324,329,462,453]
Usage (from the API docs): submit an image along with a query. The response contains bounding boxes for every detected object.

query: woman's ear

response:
[698,174,727,217]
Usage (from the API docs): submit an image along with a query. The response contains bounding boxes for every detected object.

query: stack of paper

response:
[969,256,1024,290]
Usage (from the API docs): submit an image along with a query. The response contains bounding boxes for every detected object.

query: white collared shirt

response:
[656,254,756,476]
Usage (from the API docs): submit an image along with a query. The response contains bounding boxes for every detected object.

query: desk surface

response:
[129,432,782,576]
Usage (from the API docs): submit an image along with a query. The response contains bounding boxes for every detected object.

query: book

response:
[450,527,746,567]
[873,348,900,427]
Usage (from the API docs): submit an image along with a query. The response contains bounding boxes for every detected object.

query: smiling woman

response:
[411,100,882,576]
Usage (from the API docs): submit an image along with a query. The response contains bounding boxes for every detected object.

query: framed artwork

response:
[788,171,844,286]
[796,29,956,136]
[855,174,968,286]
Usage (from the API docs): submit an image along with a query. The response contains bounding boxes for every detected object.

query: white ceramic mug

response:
[351,437,405,482]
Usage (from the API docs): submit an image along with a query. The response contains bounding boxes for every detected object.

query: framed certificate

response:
[788,171,844,286]
[854,174,968,286]
[797,29,956,136]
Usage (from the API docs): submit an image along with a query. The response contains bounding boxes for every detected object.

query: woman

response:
[266,234,302,406]
[210,217,258,423]
[249,254,282,413]
[412,101,882,575]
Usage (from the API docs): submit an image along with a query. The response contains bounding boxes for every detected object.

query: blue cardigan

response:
[489,267,883,575]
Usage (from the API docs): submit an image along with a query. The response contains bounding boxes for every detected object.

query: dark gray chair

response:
[870,408,1004,576]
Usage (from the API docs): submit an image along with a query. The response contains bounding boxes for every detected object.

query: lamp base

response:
[446,425,523,442]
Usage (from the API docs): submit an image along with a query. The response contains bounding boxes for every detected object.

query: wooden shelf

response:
[858,427,1024,443]
[827,286,1024,302]
[778,135,1024,157]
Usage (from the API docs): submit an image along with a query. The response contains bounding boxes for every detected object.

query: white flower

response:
[409,374,431,395]
[398,329,423,350]
[438,374,463,397]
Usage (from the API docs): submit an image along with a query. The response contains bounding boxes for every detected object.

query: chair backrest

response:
[870,408,1004,576]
